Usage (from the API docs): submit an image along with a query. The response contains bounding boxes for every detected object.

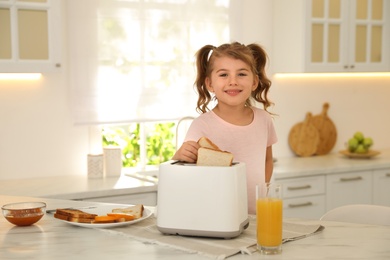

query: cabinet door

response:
[373,168,390,206]
[0,0,61,72]
[326,170,372,210]
[306,0,349,72]
[348,0,389,72]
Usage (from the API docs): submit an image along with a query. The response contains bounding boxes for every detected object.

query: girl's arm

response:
[265,146,274,183]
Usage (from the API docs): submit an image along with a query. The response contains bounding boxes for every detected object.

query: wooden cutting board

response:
[288,112,319,157]
[311,103,337,155]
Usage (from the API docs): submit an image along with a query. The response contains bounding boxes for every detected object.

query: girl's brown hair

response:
[194,42,273,114]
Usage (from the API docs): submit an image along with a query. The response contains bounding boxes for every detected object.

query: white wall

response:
[0,1,389,180]
[0,74,90,180]
[271,76,390,158]
[0,1,89,180]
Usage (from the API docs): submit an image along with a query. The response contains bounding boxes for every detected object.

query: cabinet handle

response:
[288,202,313,208]
[287,185,312,190]
[340,176,362,182]
[344,65,355,69]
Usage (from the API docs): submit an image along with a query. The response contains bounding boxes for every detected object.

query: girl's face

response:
[205,56,258,108]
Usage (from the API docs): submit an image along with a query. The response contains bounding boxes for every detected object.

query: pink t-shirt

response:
[184,107,278,214]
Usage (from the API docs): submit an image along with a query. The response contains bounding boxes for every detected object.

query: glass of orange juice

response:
[256,183,283,254]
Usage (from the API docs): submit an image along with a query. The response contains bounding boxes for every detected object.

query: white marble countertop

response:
[0,174,157,200]
[0,149,389,201]
[1,195,389,260]
[273,149,390,179]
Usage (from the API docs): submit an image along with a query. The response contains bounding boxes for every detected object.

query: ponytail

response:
[247,44,273,111]
[194,45,215,113]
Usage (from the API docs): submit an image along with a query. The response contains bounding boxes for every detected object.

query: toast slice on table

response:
[196,147,233,166]
[54,213,95,223]
[54,209,97,223]
[55,208,98,218]
[111,204,144,219]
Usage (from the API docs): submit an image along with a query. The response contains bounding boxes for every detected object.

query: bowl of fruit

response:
[340,131,380,159]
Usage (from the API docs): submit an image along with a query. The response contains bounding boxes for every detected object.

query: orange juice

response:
[256,198,283,247]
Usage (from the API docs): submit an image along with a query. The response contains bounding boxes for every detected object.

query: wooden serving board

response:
[288,112,319,157]
[311,103,337,155]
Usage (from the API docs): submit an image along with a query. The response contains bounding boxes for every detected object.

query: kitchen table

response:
[1,195,389,260]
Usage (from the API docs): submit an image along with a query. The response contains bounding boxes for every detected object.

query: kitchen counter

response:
[273,148,390,179]
[0,174,157,201]
[0,149,389,202]
[1,195,389,260]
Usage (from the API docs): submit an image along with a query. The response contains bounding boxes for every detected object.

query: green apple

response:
[355,144,367,154]
[353,131,364,143]
[363,137,373,149]
[348,138,359,152]
[354,131,364,143]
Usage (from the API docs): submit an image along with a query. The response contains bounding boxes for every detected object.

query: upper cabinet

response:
[273,0,389,73]
[0,0,61,73]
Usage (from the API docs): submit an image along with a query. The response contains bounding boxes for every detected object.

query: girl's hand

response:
[172,141,200,163]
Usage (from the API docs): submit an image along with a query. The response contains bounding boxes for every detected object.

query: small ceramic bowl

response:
[2,202,46,226]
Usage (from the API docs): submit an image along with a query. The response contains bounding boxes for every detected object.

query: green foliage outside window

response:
[102,122,176,167]
[146,123,176,165]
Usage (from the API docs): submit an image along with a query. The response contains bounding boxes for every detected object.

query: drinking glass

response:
[256,183,283,255]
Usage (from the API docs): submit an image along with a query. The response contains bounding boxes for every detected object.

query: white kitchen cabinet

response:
[276,175,326,219]
[0,0,61,72]
[326,170,372,210]
[75,192,157,206]
[372,168,390,206]
[283,195,325,219]
[273,0,389,73]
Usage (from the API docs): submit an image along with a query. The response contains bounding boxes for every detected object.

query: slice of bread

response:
[54,213,95,223]
[55,208,97,219]
[196,147,233,166]
[111,204,144,219]
[196,137,234,166]
[54,209,97,223]
[197,137,221,151]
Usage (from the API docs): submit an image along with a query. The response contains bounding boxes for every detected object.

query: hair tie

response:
[207,47,215,62]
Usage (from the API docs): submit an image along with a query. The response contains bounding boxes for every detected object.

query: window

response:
[102,121,176,170]
[67,0,230,171]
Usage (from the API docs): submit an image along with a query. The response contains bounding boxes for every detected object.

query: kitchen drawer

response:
[372,168,390,206]
[283,195,325,219]
[276,175,325,199]
[326,170,372,211]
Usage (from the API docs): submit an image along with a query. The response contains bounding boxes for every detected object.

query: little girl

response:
[172,42,277,214]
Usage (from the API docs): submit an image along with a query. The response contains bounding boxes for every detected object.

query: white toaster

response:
[156,160,249,238]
